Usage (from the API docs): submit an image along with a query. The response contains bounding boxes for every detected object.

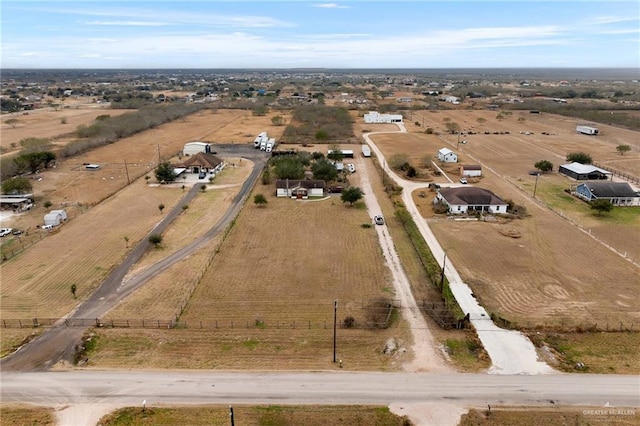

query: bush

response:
[342,316,355,328]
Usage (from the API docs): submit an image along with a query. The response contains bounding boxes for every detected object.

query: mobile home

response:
[361,145,371,157]
[576,125,598,135]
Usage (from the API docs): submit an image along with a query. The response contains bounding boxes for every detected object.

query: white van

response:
[42,224,54,230]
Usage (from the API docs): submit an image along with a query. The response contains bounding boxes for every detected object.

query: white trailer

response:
[265,138,276,152]
[254,132,268,148]
[576,125,599,135]
[260,138,269,151]
[361,145,371,157]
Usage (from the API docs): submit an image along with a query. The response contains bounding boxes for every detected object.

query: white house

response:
[459,164,482,177]
[363,111,403,124]
[276,179,326,198]
[435,187,508,215]
[438,148,458,163]
[183,142,213,156]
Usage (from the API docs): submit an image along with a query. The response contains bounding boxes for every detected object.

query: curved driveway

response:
[0,145,268,372]
[363,125,554,375]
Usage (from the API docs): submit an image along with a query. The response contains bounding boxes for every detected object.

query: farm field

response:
[88,188,413,371]
[364,109,640,328]
[0,103,130,151]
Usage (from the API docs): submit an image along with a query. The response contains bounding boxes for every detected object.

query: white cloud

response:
[84,20,171,26]
[312,3,350,8]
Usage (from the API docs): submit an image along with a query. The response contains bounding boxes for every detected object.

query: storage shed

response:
[459,164,482,177]
[363,111,403,124]
[44,209,67,226]
[559,162,612,181]
[183,142,212,156]
[438,148,458,163]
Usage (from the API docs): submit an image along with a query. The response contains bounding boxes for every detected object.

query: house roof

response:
[461,164,482,170]
[439,148,455,155]
[579,182,638,198]
[182,153,223,168]
[438,187,507,206]
[276,179,326,189]
[560,162,611,175]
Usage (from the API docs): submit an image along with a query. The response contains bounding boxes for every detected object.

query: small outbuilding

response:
[559,162,612,181]
[44,209,67,226]
[438,148,458,163]
[459,164,482,177]
[363,111,403,124]
[574,182,639,206]
[183,142,213,156]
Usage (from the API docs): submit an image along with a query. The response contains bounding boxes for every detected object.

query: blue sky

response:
[1,1,639,69]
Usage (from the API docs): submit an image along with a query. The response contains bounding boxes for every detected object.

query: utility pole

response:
[333,300,338,363]
[229,405,234,426]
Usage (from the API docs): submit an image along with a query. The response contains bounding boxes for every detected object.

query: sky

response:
[1,1,639,69]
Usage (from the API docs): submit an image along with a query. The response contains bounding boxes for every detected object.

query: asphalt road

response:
[1,370,638,408]
[0,145,268,372]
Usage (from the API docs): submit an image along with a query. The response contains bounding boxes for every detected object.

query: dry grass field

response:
[98,405,410,426]
[88,188,412,371]
[0,103,130,151]
[460,407,640,426]
[0,404,55,426]
[360,109,639,328]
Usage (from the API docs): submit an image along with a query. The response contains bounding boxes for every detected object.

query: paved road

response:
[0,145,268,372]
[1,370,638,409]
[363,126,554,375]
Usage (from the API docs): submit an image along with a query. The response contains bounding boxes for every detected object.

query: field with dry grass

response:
[460,406,640,425]
[88,188,412,371]
[0,404,55,426]
[99,405,410,426]
[360,109,639,328]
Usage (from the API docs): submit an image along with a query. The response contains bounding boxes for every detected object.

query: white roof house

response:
[438,148,458,163]
[363,111,403,124]
[44,209,67,226]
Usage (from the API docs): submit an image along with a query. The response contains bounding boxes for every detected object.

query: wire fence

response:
[593,162,640,185]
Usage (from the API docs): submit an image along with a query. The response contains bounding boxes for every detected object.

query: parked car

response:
[12,229,22,235]
[347,163,356,173]
[373,215,384,225]
[0,228,12,237]
[459,177,468,184]
[42,224,54,230]
[328,186,344,193]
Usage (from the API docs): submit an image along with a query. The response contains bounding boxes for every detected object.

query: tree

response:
[534,160,553,173]
[148,233,163,247]
[254,194,268,207]
[43,200,52,208]
[273,157,305,179]
[445,122,461,134]
[1,177,32,194]
[341,186,364,206]
[271,115,284,126]
[591,199,613,216]
[158,203,165,214]
[616,144,631,155]
[70,284,77,299]
[311,158,338,182]
[327,144,344,162]
[154,161,177,183]
[566,152,592,164]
